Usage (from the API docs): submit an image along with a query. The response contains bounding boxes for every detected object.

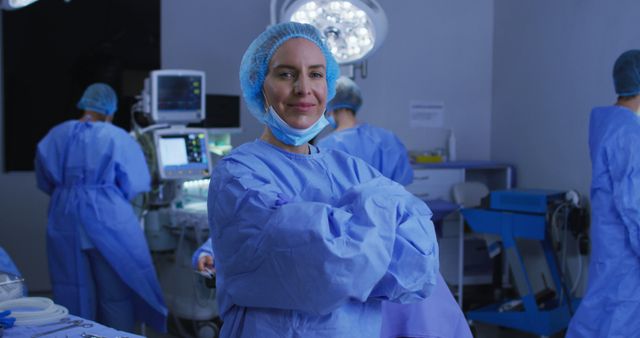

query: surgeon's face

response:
[263,38,328,129]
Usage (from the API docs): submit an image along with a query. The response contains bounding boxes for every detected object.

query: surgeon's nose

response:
[294,77,311,96]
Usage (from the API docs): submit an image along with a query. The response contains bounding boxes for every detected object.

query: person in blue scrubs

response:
[35,83,167,332]
[316,76,413,186]
[566,50,640,337]
[315,75,471,338]
[204,22,439,338]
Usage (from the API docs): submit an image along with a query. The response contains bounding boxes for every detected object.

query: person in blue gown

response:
[566,50,640,337]
[316,76,413,186]
[202,22,439,338]
[35,83,167,332]
[315,75,471,338]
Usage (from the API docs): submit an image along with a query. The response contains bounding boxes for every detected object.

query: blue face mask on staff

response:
[264,106,329,146]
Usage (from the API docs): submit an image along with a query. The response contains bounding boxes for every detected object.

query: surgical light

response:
[278,0,388,65]
[1,0,38,10]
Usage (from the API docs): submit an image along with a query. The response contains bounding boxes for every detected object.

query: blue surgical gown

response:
[380,273,471,338]
[209,139,438,338]
[317,124,414,185]
[35,120,167,331]
[192,239,472,338]
[318,124,471,337]
[566,105,640,337]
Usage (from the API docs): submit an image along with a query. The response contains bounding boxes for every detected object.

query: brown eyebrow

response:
[272,64,326,70]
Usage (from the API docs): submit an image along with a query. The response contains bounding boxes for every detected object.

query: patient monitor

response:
[147,69,205,124]
[154,128,212,180]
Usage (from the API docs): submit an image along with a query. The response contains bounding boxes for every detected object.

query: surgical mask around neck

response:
[264,106,329,146]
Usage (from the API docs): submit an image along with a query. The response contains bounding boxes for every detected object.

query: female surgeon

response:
[566,50,640,337]
[207,22,439,337]
[35,83,167,332]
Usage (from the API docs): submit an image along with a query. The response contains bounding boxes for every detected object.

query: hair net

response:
[77,83,118,116]
[239,22,340,123]
[613,50,640,96]
[328,76,362,114]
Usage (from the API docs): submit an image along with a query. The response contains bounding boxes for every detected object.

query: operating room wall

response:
[161,0,495,160]
[491,0,640,295]
[492,0,640,198]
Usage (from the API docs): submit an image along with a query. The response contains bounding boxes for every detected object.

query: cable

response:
[561,205,569,279]
[139,123,171,135]
[550,202,569,249]
[553,202,575,315]
[571,233,585,294]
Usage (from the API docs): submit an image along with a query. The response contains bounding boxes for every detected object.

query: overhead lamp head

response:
[281,0,388,65]
[1,0,38,10]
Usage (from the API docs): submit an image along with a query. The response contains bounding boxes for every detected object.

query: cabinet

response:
[408,161,513,200]
[405,168,465,202]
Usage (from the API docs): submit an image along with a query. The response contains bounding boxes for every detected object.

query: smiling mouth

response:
[288,103,316,112]
[290,103,315,108]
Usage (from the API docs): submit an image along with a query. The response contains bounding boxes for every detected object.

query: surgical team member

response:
[207,22,438,337]
[316,76,413,185]
[317,76,471,338]
[566,50,640,337]
[35,83,167,332]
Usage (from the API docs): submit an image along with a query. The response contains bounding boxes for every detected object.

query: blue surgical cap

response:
[77,83,118,116]
[239,22,340,123]
[328,76,362,114]
[613,50,640,96]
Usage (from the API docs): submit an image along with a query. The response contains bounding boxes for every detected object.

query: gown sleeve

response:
[210,160,438,316]
[34,126,66,195]
[386,134,414,186]
[609,127,640,258]
[35,148,55,195]
[114,131,151,201]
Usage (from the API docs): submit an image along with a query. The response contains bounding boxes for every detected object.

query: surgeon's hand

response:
[196,254,216,288]
[197,254,216,274]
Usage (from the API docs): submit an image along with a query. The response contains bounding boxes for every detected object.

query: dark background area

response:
[3,0,160,171]
[190,94,241,130]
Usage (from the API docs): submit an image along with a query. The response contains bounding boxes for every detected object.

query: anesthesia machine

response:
[131,69,233,338]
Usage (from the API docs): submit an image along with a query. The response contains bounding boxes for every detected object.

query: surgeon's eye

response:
[278,71,295,79]
[310,71,325,79]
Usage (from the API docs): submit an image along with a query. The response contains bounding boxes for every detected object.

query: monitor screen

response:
[157,76,202,112]
[189,94,241,131]
[155,128,211,179]
[151,70,205,124]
